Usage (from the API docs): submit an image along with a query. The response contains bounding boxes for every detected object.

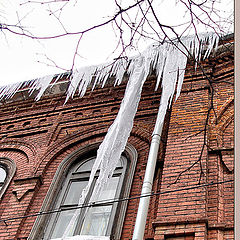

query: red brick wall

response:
[154,48,234,239]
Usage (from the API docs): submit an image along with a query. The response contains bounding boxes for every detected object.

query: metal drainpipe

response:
[132,119,164,240]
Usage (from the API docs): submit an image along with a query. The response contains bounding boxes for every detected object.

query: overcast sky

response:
[0,0,233,87]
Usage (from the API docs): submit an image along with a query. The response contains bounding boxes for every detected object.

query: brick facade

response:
[0,39,233,240]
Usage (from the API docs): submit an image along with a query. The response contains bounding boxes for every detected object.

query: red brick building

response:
[0,36,234,240]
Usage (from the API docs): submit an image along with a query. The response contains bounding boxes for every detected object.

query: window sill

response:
[52,235,110,240]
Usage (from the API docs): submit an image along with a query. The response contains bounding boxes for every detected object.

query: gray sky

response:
[0,0,233,87]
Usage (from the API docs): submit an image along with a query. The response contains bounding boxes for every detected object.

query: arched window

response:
[30,144,137,240]
[0,165,7,191]
[43,155,128,239]
[0,158,16,199]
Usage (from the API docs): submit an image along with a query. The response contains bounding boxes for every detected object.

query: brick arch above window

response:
[0,140,37,164]
[221,116,234,148]
[215,97,234,123]
[215,102,234,149]
[34,123,152,177]
[209,97,234,149]
[0,141,37,179]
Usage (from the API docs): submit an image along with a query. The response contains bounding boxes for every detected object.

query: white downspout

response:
[132,118,164,240]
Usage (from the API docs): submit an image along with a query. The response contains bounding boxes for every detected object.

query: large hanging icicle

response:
[62,56,148,238]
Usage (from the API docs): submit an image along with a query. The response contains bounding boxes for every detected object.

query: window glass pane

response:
[76,160,94,172]
[98,177,119,201]
[80,177,120,236]
[166,236,194,240]
[80,206,112,236]
[51,209,76,239]
[117,158,123,168]
[64,181,88,205]
[0,167,6,183]
[76,158,123,173]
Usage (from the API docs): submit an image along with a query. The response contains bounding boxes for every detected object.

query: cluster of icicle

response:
[0,33,219,240]
[0,33,218,103]
[60,33,219,239]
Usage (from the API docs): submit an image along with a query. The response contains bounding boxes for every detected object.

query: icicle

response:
[65,68,86,103]
[113,59,127,86]
[154,43,170,91]
[34,75,55,101]
[90,57,147,201]
[62,56,148,239]
[203,33,219,59]
[175,38,191,101]
[0,80,25,100]
[152,47,179,134]
[50,72,66,87]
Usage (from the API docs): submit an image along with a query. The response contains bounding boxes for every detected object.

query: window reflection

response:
[51,209,76,239]
[80,177,119,236]
[0,166,7,191]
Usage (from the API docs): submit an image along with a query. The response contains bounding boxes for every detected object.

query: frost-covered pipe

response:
[132,119,163,240]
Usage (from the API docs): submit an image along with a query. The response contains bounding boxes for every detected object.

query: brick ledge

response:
[152,218,208,228]
[153,219,233,231]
